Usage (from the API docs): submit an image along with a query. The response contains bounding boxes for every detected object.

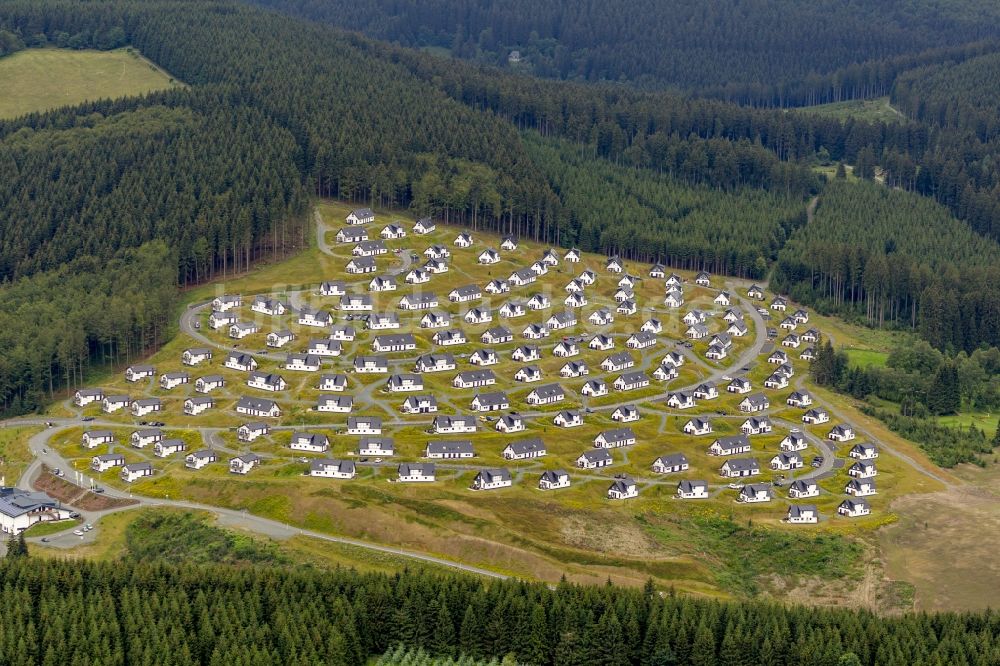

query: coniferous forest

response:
[0,557,999,666]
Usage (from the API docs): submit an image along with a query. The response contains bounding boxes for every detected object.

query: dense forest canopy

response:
[525,134,806,277]
[3,557,1000,665]
[245,0,1000,106]
[772,181,1000,352]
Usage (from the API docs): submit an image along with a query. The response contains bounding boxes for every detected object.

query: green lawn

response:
[844,348,889,369]
[0,47,180,119]
[938,412,1000,438]
[23,518,82,537]
[792,96,906,124]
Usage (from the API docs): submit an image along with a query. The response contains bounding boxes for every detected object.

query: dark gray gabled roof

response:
[723,457,760,471]
[426,440,474,456]
[506,438,545,455]
[473,392,509,406]
[452,284,481,297]
[455,369,496,383]
[714,434,750,451]
[599,427,636,443]
[578,449,612,463]
[530,384,565,399]
[657,453,688,467]
[399,462,435,476]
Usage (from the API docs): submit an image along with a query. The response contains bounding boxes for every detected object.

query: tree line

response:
[0,556,999,665]
[810,340,998,467]
[245,0,1000,107]
[772,181,1000,352]
[523,134,805,277]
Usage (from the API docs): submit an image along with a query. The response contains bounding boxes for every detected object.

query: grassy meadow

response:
[0,47,180,119]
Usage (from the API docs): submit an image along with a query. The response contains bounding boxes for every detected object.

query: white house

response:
[500,235,518,251]
[185,450,217,470]
[581,379,608,397]
[478,248,500,264]
[236,397,281,419]
[503,438,546,460]
[576,449,613,469]
[102,395,131,413]
[786,391,813,408]
[316,394,353,413]
[346,416,383,435]
[611,405,639,422]
[594,427,636,448]
[385,373,424,392]
[286,353,321,373]
[290,432,330,453]
[496,414,525,433]
[401,395,437,414]
[252,296,289,316]
[514,365,542,383]
[465,307,492,324]
[471,468,512,491]
[125,365,155,383]
[738,484,773,503]
[267,330,295,348]
[211,294,241,312]
[415,353,457,373]
[368,276,397,292]
[81,430,115,449]
[626,332,656,350]
[320,281,346,296]
[237,422,269,442]
[346,208,375,225]
[432,329,466,346]
[470,392,510,412]
[614,372,650,391]
[719,458,761,478]
[247,372,287,392]
[676,480,709,499]
[153,439,187,458]
[665,391,696,410]
[738,394,770,413]
[553,410,584,428]
[183,397,214,416]
[229,322,260,339]
[121,462,154,483]
[453,369,497,389]
[780,430,808,452]
[381,224,406,239]
[318,373,349,391]
[229,454,261,475]
[432,415,478,434]
[786,505,819,524]
[398,463,436,482]
[770,452,803,470]
[358,437,395,457]
[564,248,581,262]
[849,443,879,460]
[838,498,871,518]
[181,348,213,366]
[340,294,373,311]
[589,334,614,350]
[413,217,436,234]
[845,478,877,497]
[309,459,356,479]
[539,470,571,490]
[526,384,566,405]
[692,383,718,400]
[131,398,162,418]
[801,407,830,424]
[651,453,689,475]
[589,309,614,326]
[788,480,819,499]
[683,418,712,436]
[741,416,773,435]
[709,435,751,457]
[607,475,638,500]
[130,429,163,448]
[560,361,588,378]
[828,424,856,442]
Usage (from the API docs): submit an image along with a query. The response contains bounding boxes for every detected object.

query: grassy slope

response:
[0,47,179,119]
[39,198,952,609]
[791,97,906,124]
